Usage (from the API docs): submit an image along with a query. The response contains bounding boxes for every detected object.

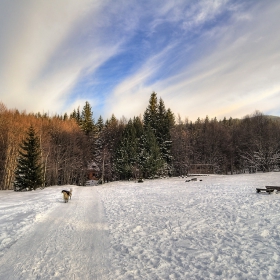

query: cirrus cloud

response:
[0,0,279,122]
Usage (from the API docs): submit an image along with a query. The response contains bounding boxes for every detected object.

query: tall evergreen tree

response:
[63,113,68,120]
[96,115,104,132]
[81,101,95,135]
[138,125,164,178]
[14,125,43,191]
[157,98,173,167]
[143,93,175,174]
[76,107,81,125]
[70,109,76,119]
[166,108,175,128]
[133,116,144,139]
[143,92,158,131]
[115,119,138,179]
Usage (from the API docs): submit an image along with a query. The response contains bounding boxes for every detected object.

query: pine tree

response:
[115,119,138,180]
[63,113,68,120]
[76,107,81,125]
[81,101,95,135]
[143,92,158,131]
[96,115,104,132]
[138,125,163,178]
[133,116,143,139]
[70,109,77,120]
[143,93,175,175]
[14,125,43,191]
[166,108,175,128]
[157,98,173,165]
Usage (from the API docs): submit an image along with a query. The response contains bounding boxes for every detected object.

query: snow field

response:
[0,173,280,279]
[100,173,280,280]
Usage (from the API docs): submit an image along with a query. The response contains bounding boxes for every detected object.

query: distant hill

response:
[264,115,280,121]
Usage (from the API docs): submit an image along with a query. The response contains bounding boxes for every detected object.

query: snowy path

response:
[0,187,109,280]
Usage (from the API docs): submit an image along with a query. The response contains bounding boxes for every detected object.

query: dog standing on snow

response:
[61,188,72,203]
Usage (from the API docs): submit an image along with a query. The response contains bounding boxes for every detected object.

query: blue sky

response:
[0,0,280,121]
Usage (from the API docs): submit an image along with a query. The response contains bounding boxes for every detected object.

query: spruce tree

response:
[14,125,43,191]
[133,116,144,139]
[157,98,174,172]
[76,107,82,125]
[81,101,95,135]
[63,113,68,120]
[115,119,138,179]
[143,93,175,175]
[96,115,104,132]
[138,125,163,178]
[70,108,77,120]
[143,92,158,131]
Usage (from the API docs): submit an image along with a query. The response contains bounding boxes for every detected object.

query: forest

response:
[0,92,280,190]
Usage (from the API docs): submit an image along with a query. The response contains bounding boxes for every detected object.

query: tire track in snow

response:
[0,187,110,280]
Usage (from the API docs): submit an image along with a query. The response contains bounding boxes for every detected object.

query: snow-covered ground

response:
[1,172,280,279]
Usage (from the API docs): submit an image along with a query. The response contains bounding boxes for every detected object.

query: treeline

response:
[172,112,280,175]
[1,92,280,190]
[0,102,90,190]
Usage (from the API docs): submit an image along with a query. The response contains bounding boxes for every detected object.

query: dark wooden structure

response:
[256,188,274,194]
[266,186,280,191]
[256,186,280,194]
[189,164,215,174]
[87,161,99,180]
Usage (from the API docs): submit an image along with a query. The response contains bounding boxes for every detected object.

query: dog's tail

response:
[70,188,73,194]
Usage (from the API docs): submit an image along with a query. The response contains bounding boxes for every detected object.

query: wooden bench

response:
[256,188,274,194]
[266,186,280,191]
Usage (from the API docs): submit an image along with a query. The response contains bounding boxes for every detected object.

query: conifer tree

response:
[76,107,81,125]
[81,101,95,135]
[133,116,144,139]
[138,125,163,178]
[96,115,104,132]
[14,125,43,191]
[63,113,68,120]
[115,119,138,179]
[143,92,158,131]
[157,98,173,166]
[70,109,77,120]
[166,108,175,128]
[143,93,175,175]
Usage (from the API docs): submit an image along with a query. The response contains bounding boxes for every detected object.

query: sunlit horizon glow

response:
[0,0,280,121]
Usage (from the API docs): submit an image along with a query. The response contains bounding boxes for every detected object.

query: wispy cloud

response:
[0,1,279,121]
[106,1,280,120]
[106,44,176,119]
[0,0,122,114]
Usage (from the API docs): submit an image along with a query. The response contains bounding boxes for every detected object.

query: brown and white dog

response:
[61,188,72,203]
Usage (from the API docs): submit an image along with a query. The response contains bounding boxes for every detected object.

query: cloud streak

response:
[0,0,279,121]
[108,1,280,120]
[0,0,122,114]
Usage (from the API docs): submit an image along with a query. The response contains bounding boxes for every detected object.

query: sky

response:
[0,0,280,122]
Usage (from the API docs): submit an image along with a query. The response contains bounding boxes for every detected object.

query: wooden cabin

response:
[87,161,100,180]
